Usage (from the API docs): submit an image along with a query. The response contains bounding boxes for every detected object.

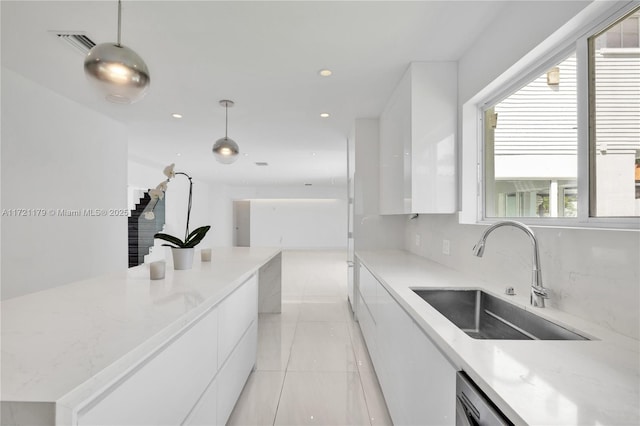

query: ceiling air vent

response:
[52,31,96,54]
[255,162,269,166]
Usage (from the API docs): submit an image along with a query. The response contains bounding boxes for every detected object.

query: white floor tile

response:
[303,280,347,298]
[256,321,296,371]
[297,301,350,323]
[359,371,393,426]
[274,371,371,426]
[227,371,286,426]
[259,301,300,324]
[287,322,358,372]
[347,322,375,374]
[229,250,391,426]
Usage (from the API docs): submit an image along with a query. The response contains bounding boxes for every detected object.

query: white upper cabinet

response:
[379,62,457,214]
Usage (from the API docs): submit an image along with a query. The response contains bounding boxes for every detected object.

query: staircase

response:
[128,192,165,267]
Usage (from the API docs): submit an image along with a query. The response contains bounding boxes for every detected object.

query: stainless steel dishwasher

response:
[456,372,513,426]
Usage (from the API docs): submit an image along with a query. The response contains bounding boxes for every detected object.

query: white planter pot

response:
[172,247,195,270]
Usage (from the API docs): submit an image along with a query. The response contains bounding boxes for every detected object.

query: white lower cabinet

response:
[184,378,217,426]
[216,321,258,425]
[357,262,378,366]
[77,274,258,426]
[357,262,456,425]
[357,292,377,367]
[409,324,456,425]
[218,276,258,367]
[359,261,378,312]
[185,320,258,426]
[77,307,219,426]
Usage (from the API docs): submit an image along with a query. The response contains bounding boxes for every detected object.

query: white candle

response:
[201,248,212,262]
[150,261,166,280]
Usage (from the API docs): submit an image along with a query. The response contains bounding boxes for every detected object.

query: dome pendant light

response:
[84,0,150,104]
[212,100,240,164]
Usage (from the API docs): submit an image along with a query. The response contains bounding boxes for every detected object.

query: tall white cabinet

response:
[379,62,457,214]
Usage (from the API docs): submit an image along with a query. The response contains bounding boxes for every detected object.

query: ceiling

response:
[1,1,508,186]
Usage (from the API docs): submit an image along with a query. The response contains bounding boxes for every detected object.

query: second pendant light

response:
[212,100,239,164]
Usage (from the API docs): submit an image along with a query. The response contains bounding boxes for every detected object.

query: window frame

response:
[460,0,640,230]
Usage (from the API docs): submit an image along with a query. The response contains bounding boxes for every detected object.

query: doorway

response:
[233,200,250,247]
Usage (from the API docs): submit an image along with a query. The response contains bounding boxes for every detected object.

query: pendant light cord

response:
[117,0,122,46]
[225,103,229,139]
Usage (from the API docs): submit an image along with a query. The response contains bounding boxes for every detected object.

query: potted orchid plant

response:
[148,163,210,270]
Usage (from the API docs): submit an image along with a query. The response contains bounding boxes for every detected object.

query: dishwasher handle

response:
[456,395,475,426]
[456,371,512,426]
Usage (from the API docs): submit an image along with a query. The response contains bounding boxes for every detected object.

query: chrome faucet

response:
[472,220,548,308]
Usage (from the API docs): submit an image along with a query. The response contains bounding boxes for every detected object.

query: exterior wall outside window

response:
[591,10,640,216]
[485,54,578,218]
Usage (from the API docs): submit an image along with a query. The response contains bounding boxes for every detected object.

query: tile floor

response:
[227,250,392,426]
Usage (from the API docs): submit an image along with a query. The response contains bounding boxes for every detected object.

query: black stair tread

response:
[128,190,166,268]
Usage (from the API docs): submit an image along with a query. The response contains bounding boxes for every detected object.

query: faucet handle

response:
[532,285,549,298]
[530,285,549,308]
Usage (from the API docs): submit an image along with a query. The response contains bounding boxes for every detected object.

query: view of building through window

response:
[596,12,639,49]
[484,53,578,218]
[484,8,640,219]
[590,9,640,217]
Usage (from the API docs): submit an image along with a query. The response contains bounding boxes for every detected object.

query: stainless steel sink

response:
[412,289,588,340]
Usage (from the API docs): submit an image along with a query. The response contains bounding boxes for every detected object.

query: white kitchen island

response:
[1,247,281,426]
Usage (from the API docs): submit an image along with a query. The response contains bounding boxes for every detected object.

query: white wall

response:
[227,184,348,250]
[128,160,233,261]
[1,68,127,300]
[596,153,640,216]
[249,199,347,249]
[209,182,234,247]
[457,0,592,104]
[129,168,342,255]
[404,1,640,340]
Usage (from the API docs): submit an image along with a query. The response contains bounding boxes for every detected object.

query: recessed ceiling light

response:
[312,152,317,156]
[176,153,182,157]
[171,113,183,119]
[318,69,332,77]
[320,112,330,118]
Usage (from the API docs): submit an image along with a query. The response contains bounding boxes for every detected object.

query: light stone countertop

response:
[356,249,639,426]
[1,247,280,415]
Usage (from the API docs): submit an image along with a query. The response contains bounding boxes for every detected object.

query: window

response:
[596,13,639,48]
[589,9,640,217]
[484,53,578,218]
[480,6,640,224]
